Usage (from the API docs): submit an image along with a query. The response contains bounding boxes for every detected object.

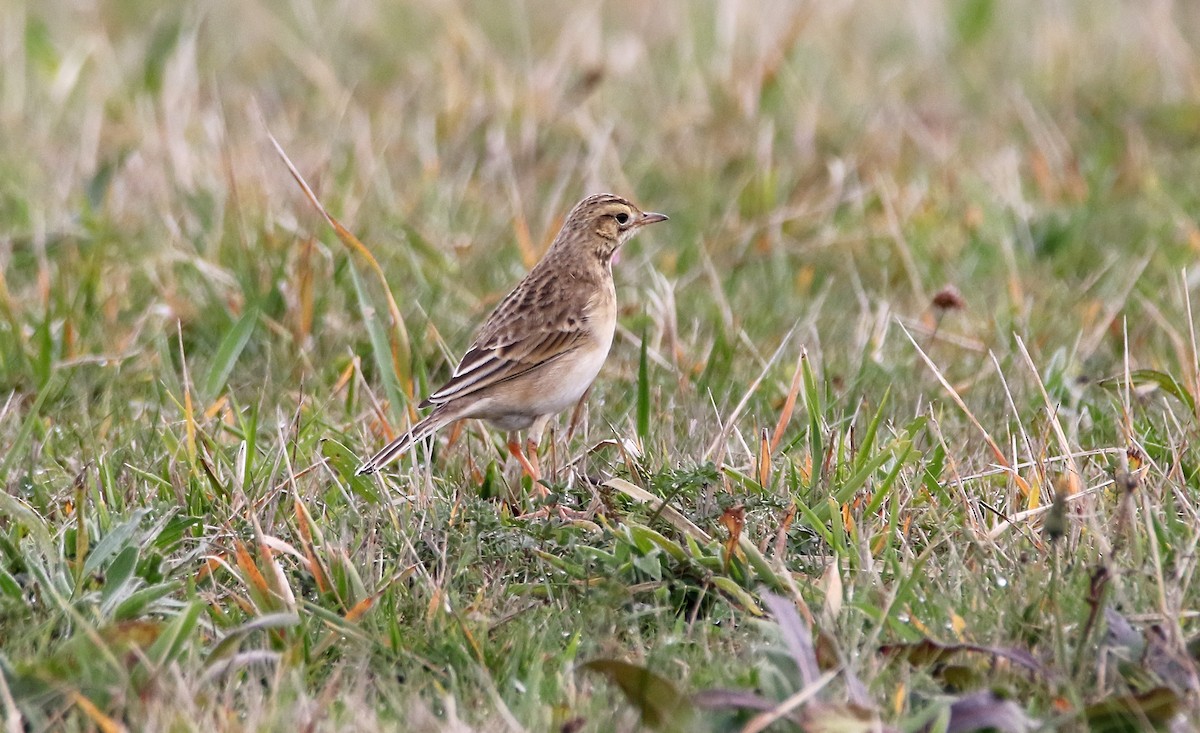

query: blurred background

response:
[4,0,1199,384]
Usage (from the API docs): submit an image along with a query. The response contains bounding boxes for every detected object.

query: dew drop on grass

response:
[995,576,1008,588]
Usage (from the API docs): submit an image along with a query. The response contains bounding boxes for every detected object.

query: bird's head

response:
[555,193,668,261]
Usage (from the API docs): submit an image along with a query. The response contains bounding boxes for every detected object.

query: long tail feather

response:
[355,405,457,475]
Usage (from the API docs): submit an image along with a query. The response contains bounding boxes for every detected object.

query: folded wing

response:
[421,321,588,407]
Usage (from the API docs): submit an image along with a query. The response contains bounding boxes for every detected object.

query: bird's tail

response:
[355,404,457,475]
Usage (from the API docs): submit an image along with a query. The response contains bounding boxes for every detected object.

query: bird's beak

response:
[639,212,669,226]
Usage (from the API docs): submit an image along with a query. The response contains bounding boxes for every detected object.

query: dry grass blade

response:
[293,498,332,594]
[769,349,806,454]
[704,329,795,463]
[233,539,272,604]
[741,669,837,733]
[249,511,297,610]
[756,428,771,487]
[177,326,198,470]
[987,480,1110,540]
[1076,253,1151,362]
[893,315,987,352]
[69,692,126,733]
[989,349,1038,489]
[900,322,1033,502]
[956,448,1122,483]
[265,128,414,403]
[1014,335,1081,496]
[604,478,712,543]
[345,565,418,623]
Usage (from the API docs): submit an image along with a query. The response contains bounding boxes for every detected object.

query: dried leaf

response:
[804,702,894,733]
[582,659,691,730]
[294,497,332,594]
[1102,608,1143,655]
[761,592,819,686]
[757,428,771,487]
[233,540,271,602]
[1083,687,1181,732]
[718,505,745,571]
[934,690,1037,733]
[1144,625,1200,692]
[820,561,842,620]
[771,502,796,558]
[770,352,807,454]
[880,638,1044,676]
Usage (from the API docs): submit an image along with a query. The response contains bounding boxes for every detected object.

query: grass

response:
[3,0,1200,730]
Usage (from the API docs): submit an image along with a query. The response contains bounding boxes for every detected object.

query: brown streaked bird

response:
[356,193,668,488]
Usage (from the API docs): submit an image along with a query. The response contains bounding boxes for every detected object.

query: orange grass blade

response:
[70,691,126,733]
[769,350,806,454]
[266,129,414,406]
[757,428,771,488]
[901,325,1011,470]
[1015,335,1081,504]
[294,497,331,594]
[233,539,272,602]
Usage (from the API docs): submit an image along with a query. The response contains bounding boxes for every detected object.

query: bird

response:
[355,193,668,495]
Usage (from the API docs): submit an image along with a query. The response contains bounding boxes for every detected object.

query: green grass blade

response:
[350,262,406,420]
[0,492,54,555]
[148,601,203,667]
[854,387,891,474]
[200,307,258,402]
[637,327,650,443]
[113,581,182,621]
[1100,369,1196,414]
[32,312,53,388]
[802,354,824,490]
[83,509,150,576]
[0,373,61,484]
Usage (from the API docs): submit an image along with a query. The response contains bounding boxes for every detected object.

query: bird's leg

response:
[524,415,552,496]
[511,439,588,519]
[507,434,542,485]
[525,437,545,492]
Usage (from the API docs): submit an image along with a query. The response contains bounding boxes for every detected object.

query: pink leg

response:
[507,436,543,486]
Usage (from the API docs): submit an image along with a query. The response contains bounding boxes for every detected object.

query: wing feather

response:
[423,255,600,406]
[424,323,588,405]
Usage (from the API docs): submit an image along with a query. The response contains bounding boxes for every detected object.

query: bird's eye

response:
[615,212,630,225]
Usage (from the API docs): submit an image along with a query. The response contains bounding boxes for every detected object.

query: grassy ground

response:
[3,0,1200,730]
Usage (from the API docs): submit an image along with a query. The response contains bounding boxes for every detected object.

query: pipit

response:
[355,193,667,495]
